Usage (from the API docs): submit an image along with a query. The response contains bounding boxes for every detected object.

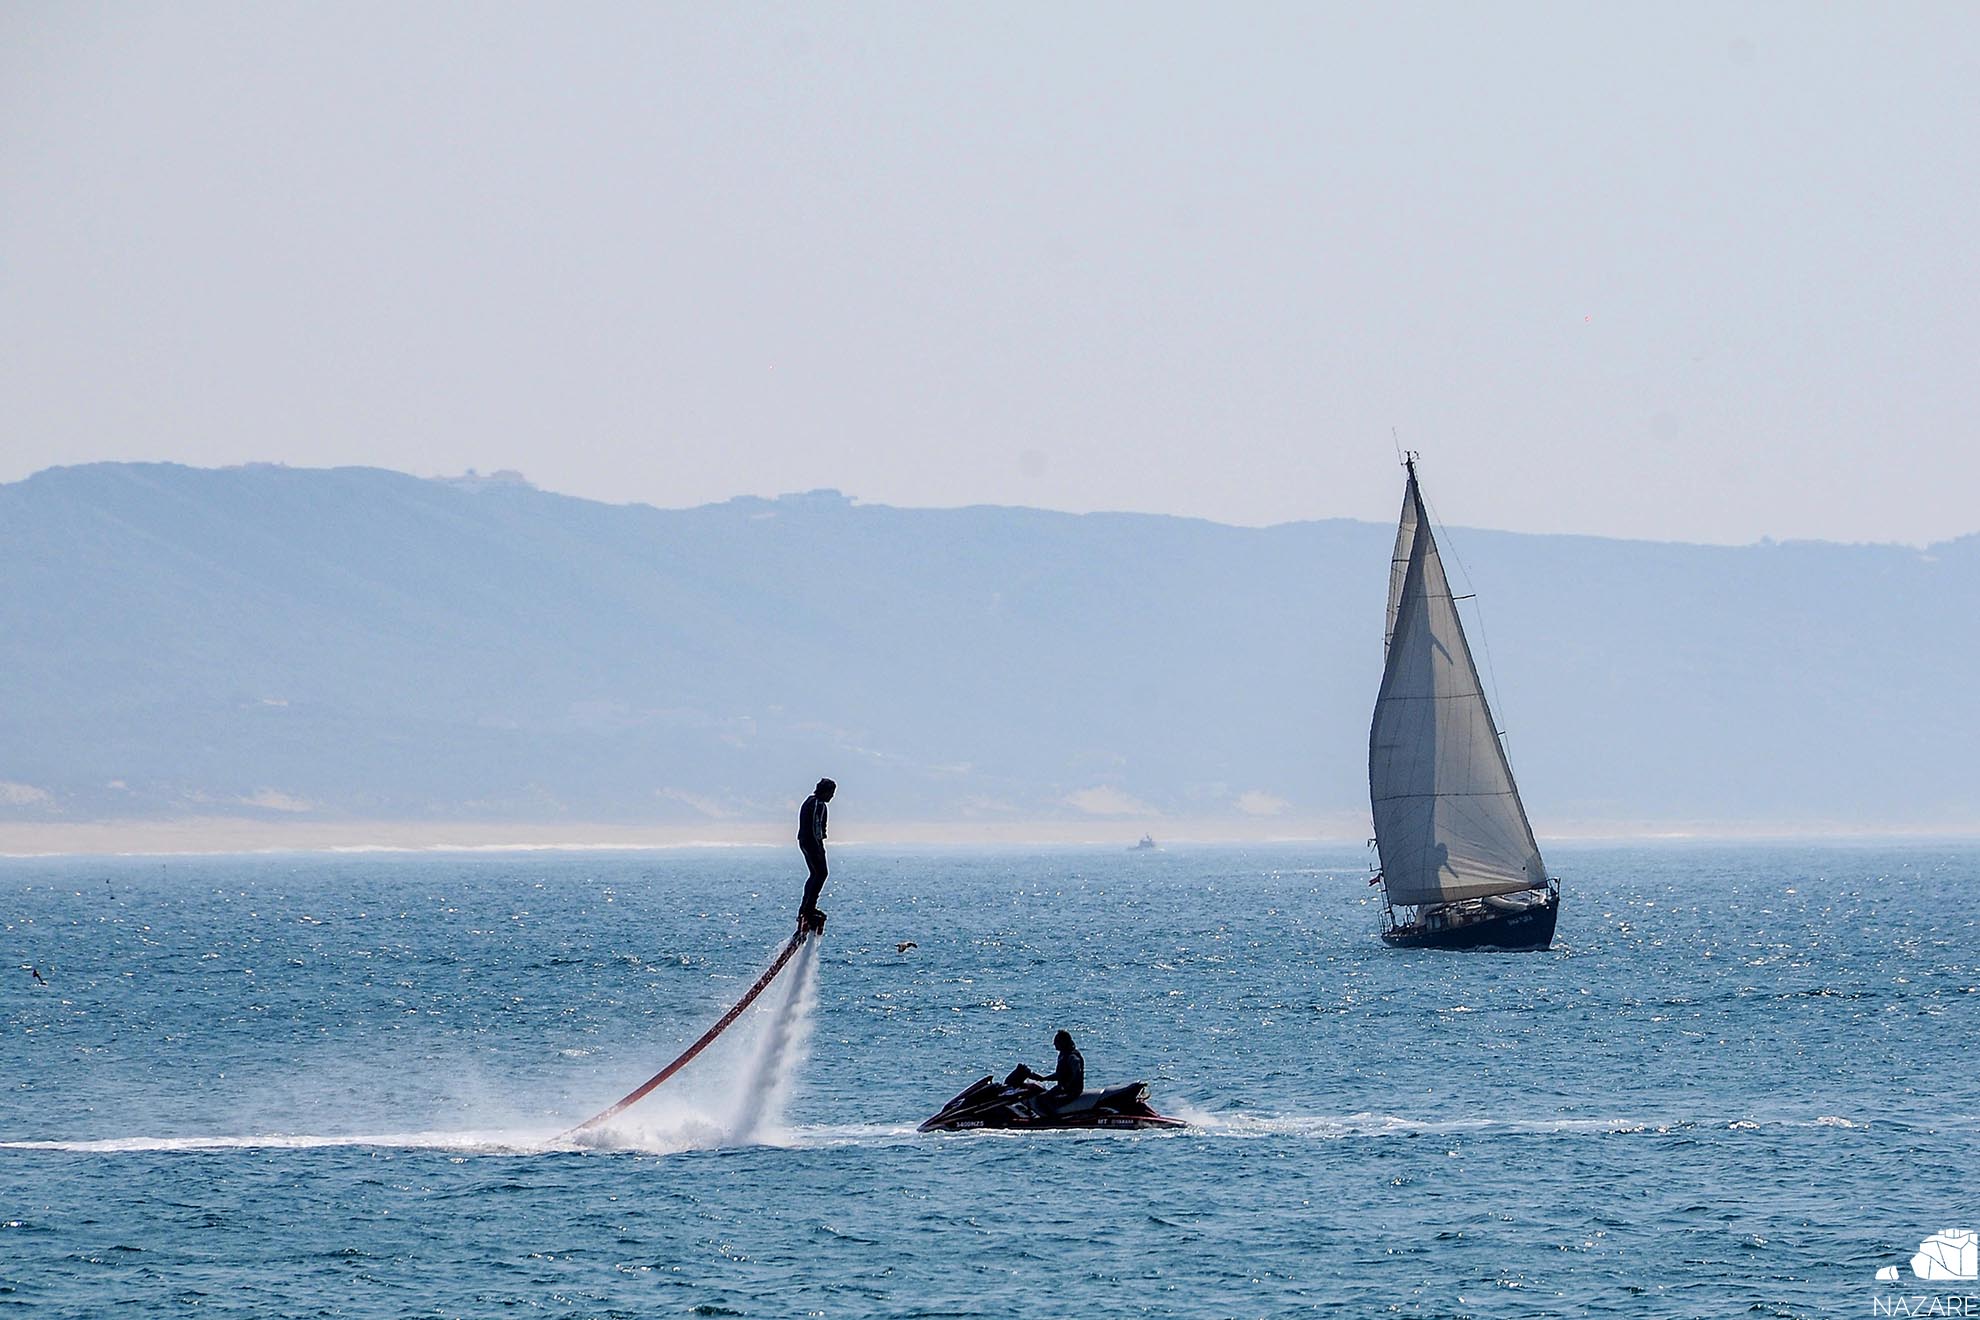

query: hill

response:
[1,462,1974,839]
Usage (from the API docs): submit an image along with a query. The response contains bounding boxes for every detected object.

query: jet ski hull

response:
[918,1076,1185,1133]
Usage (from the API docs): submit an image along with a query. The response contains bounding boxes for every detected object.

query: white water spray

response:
[1,939,837,1159]
[725,936,821,1144]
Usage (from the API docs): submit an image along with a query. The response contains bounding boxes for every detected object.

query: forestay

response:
[1369,470,1548,907]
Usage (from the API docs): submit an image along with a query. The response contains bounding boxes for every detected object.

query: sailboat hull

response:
[1380,888,1559,951]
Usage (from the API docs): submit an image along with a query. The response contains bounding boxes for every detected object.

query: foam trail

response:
[726,936,821,1144]
[0,1129,556,1155]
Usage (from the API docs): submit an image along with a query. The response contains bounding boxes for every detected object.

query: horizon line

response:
[4,814,1978,861]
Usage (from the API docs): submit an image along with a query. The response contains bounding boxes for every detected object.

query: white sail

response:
[1369,468,1547,907]
[1384,483,1417,653]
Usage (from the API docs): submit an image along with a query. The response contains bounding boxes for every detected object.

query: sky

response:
[2,3,1976,546]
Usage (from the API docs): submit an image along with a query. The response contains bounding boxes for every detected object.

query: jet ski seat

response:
[1041,1082,1149,1117]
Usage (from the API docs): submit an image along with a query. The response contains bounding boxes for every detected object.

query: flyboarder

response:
[797,777,835,937]
[564,777,840,1136]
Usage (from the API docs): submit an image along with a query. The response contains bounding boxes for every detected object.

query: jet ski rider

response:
[1023,1030,1084,1111]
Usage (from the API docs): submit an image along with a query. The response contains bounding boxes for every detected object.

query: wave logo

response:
[1877,1229,1978,1283]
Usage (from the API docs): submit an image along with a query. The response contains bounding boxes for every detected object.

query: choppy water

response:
[2,843,1975,1317]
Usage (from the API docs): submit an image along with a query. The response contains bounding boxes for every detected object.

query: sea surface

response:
[2,843,1975,1318]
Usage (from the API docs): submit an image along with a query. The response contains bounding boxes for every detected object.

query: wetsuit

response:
[797,792,828,919]
[1037,1045,1084,1109]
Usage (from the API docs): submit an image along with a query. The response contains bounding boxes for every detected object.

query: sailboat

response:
[1368,456,1559,950]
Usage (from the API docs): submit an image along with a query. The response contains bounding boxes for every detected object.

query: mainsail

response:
[1369,463,1548,907]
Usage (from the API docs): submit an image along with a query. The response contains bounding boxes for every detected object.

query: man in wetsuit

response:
[796,777,835,937]
[1028,1029,1084,1111]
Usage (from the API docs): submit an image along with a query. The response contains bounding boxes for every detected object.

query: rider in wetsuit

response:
[796,777,835,936]
[1030,1030,1084,1110]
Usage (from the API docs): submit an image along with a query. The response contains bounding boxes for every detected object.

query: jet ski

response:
[918,1068,1186,1132]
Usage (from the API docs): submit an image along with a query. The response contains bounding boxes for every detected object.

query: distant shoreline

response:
[0,815,1358,859]
[0,815,1976,859]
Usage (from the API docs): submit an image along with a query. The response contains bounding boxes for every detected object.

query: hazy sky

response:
[3,3,1975,544]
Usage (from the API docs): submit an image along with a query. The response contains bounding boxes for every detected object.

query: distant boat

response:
[1368,456,1559,950]
[1131,834,1159,851]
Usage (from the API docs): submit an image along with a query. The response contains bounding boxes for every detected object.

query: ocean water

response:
[2,842,1974,1318]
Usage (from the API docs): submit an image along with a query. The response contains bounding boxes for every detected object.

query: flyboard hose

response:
[563,930,810,1137]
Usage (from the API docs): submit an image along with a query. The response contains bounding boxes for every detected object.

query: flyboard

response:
[563,925,815,1137]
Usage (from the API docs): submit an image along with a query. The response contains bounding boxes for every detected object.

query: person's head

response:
[816,778,836,801]
[1053,1030,1074,1052]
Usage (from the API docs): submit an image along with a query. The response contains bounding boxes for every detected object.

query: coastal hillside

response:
[1,462,1973,833]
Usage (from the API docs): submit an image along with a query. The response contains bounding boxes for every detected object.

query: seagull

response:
[29,966,46,986]
[895,941,917,954]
